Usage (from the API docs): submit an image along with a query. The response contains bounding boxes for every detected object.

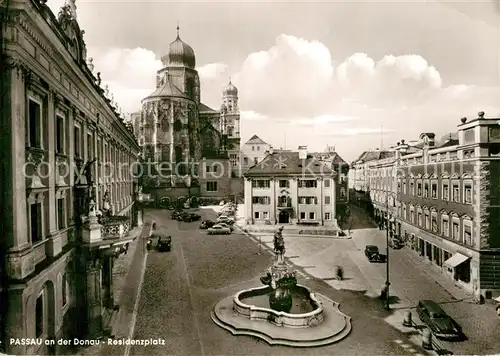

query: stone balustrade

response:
[100,216,131,239]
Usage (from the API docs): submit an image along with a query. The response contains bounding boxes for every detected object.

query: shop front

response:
[400,221,476,294]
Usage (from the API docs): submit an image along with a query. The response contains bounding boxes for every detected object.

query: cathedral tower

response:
[220,79,241,176]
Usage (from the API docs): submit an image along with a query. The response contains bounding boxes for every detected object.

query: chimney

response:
[298,145,307,160]
[269,146,274,154]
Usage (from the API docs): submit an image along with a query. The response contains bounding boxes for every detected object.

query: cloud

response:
[88,34,500,160]
[241,110,267,121]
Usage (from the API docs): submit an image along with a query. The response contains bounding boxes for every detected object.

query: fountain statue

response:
[211,226,353,347]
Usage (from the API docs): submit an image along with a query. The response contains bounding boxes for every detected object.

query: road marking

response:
[124,244,148,356]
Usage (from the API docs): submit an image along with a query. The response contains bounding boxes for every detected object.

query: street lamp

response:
[384,193,397,311]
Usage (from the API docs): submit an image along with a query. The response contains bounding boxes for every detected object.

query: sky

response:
[47,0,500,161]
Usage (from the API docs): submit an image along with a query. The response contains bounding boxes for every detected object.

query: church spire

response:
[176,22,180,38]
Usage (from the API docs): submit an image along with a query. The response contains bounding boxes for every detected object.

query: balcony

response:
[100,216,131,239]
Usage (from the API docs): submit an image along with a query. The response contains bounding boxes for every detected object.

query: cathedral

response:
[133,27,242,199]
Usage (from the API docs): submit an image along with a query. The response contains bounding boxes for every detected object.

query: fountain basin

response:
[234,285,323,328]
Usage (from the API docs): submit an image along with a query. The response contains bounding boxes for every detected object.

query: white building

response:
[240,135,271,173]
[244,146,337,227]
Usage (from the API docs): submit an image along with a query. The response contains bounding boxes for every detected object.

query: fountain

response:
[211,227,352,347]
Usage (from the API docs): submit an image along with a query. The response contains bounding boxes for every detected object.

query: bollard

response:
[403,310,412,327]
[422,328,433,350]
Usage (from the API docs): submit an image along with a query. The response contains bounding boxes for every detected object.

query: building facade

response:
[240,135,271,173]
[1,1,141,354]
[351,113,500,301]
[131,29,242,198]
[244,146,338,227]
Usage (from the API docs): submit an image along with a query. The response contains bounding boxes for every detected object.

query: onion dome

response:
[161,26,196,68]
[223,80,238,96]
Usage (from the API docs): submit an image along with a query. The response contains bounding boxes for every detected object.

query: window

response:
[442,216,449,237]
[279,180,289,188]
[340,188,346,197]
[243,157,248,165]
[309,212,315,220]
[424,212,430,229]
[410,181,415,196]
[452,183,460,202]
[417,212,423,226]
[431,182,437,199]
[252,146,255,151]
[298,180,317,188]
[62,273,68,307]
[410,208,415,223]
[452,220,459,240]
[263,212,269,220]
[424,182,429,198]
[324,179,330,188]
[464,182,472,204]
[252,180,270,188]
[56,116,65,154]
[36,293,43,337]
[252,196,270,204]
[464,221,472,245]
[300,212,306,219]
[431,214,438,232]
[253,157,258,165]
[30,203,42,243]
[206,164,219,173]
[28,99,42,148]
[403,181,407,194]
[403,205,407,220]
[206,181,217,192]
[299,196,318,204]
[254,212,260,219]
[57,198,65,230]
[325,212,331,220]
[442,182,449,200]
[257,146,260,151]
[324,196,331,204]
[417,181,422,196]
[74,126,81,158]
[87,132,93,159]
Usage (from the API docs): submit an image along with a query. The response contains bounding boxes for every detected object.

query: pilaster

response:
[10,66,29,249]
[290,178,298,224]
[4,289,26,355]
[47,90,57,235]
[270,177,276,223]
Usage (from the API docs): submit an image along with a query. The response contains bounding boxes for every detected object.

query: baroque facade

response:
[350,113,500,301]
[132,28,242,199]
[243,146,340,228]
[0,0,141,354]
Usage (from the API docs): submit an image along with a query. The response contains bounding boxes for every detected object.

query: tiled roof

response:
[144,77,190,100]
[311,152,348,165]
[244,151,335,177]
[245,135,267,145]
[199,102,217,112]
[438,139,459,148]
[353,150,394,163]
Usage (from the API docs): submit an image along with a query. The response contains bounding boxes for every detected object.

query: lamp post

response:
[384,193,397,311]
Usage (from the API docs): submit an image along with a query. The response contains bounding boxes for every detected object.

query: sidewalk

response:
[77,221,153,356]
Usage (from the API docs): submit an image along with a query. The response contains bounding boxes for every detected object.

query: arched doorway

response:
[278,210,290,224]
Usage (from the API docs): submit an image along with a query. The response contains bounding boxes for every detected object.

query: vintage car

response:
[156,235,172,252]
[216,222,234,232]
[364,245,387,262]
[207,224,231,235]
[417,300,463,340]
[216,215,235,225]
[389,237,404,249]
[200,220,216,229]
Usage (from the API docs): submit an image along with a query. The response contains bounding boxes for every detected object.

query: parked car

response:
[207,224,231,235]
[200,220,216,229]
[171,210,183,220]
[416,300,463,340]
[185,213,201,222]
[157,235,172,252]
[364,245,386,262]
[217,215,235,225]
[217,222,234,232]
[389,237,404,249]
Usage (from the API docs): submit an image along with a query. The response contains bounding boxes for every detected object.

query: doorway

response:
[278,210,290,224]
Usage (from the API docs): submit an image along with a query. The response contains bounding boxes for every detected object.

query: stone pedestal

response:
[82,213,102,243]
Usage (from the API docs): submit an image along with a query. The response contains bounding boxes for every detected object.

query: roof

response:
[353,150,394,163]
[438,139,459,148]
[245,134,267,145]
[143,77,190,101]
[199,102,217,113]
[244,151,335,177]
[311,151,348,165]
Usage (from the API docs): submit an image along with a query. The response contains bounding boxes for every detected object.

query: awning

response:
[444,253,470,268]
